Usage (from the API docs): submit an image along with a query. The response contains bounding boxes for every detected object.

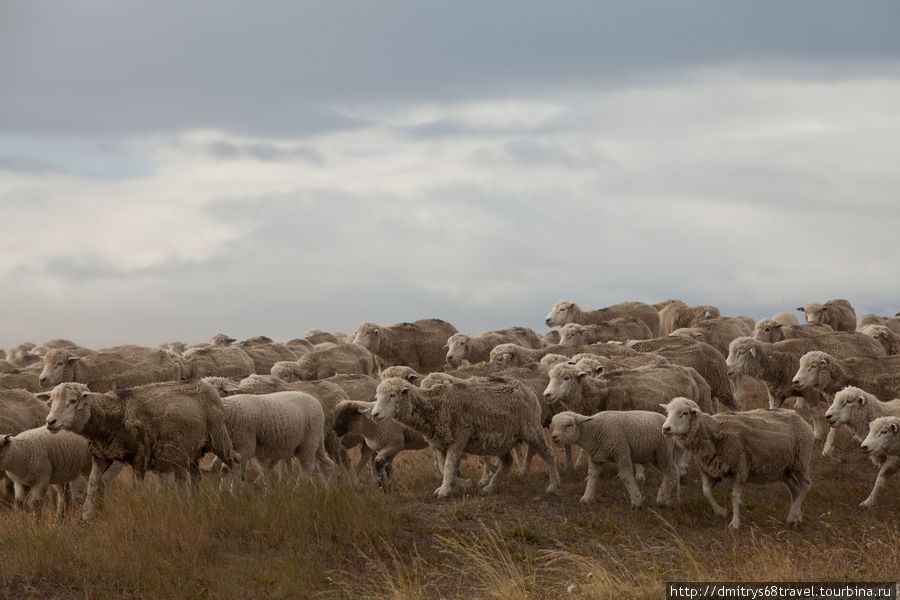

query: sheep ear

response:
[441,345,449,351]
[593,365,604,374]
[0,435,10,447]
[858,395,867,406]
[35,392,51,403]
[691,408,700,415]
[774,323,783,329]
[890,422,899,433]
[66,356,82,365]
[356,404,370,415]
[659,403,669,411]
[576,371,589,380]
[748,346,757,357]
[796,307,804,312]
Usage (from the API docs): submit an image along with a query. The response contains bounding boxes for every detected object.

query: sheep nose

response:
[861,444,870,453]
[545,318,552,326]
[662,425,670,434]
[791,378,800,387]
[39,377,48,386]
[543,392,552,401]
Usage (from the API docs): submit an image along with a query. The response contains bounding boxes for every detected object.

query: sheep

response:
[0,427,91,517]
[859,324,900,355]
[332,400,429,489]
[627,336,739,410]
[725,335,885,441]
[45,380,239,522]
[271,344,377,381]
[353,318,458,373]
[489,342,638,367]
[859,416,900,509]
[182,345,255,379]
[797,299,857,332]
[558,319,653,347]
[822,387,900,463]
[220,391,334,490]
[158,341,187,355]
[0,371,43,393]
[857,313,900,336]
[657,300,720,336]
[668,317,753,357]
[237,342,299,374]
[210,333,236,346]
[661,397,814,530]
[285,338,315,356]
[39,346,182,392]
[792,351,900,404]
[6,342,42,370]
[545,300,660,337]
[306,330,341,345]
[0,359,17,373]
[542,330,560,346]
[550,410,680,508]
[0,389,51,499]
[444,327,543,367]
[571,352,669,374]
[543,361,714,416]
[752,319,834,344]
[540,354,572,367]
[370,376,560,498]
[772,312,801,327]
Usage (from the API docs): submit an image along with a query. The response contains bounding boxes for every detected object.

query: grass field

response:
[1,399,899,599]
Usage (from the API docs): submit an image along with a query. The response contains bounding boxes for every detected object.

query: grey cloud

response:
[0,155,69,174]
[207,140,323,164]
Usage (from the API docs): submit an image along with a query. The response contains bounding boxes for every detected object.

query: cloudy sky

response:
[2,2,899,349]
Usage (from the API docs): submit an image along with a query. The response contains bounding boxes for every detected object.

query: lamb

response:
[550,410,680,508]
[822,387,900,464]
[0,389,51,499]
[859,416,900,509]
[353,318,458,373]
[182,345,255,379]
[0,427,92,517]
[271,343,377,381]
[444,328,543,367]
[45,380,239,522]
[752,319,834,344]
[668,317,753,357]
[39,346,182,392]
[627,336,739,410]
[332,400,429,489]
[797,299,857,332]
[792,351,900,404]
[657,300,720,336]
[543,361,714,416]
[558,319,653,347]
[545,300,660,337]
[859,324,900,355]
[370,376,560,498]
[661,397,813,529]
[220,391,334,490]
[725,335,885,441]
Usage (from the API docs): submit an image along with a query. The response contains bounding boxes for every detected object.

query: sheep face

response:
[573,357,604,374]
[825,386,870,427]
[540,354,571,367]
[558,323,586,347]
[489,344,518,366]
[445,334,469,366]
[669,328,703,340]
[752,319,785,343]
[861,417,900,456]
[792,351,832,391]
[46,382,92,433]
[550,412,583,445]
[201,376,241,397]
[271,361,301,382]
[371,377,412,423]
[661,397,700,436]
[0,435,12,467]
[545,301,577,327]
[380,366,423,385]
[798,303,825,325]
[353,322,382,353]
[332,401,370,437]
[725,337,761,379]
[39,349,77,387]
[544,363,586,404]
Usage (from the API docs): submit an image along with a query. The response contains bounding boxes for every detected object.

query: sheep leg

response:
[859,456,899,510]
[374,448,399,491]
[314,440,336,482]
[431,449,443,479]
[356,444,375,482]
[580,459,602,504]
[13,482,27,507]
[83,457,113,523]
[822,427,839,459]
[525,427,560,493]
[52,484,68,519]
[478,458,496,488]
[517,443,534,477]
[435,444,466,499]
[634,464,646,484]
[564,445,575,471]
[616,455,643,509]
[574,448,587,469]
[729,479,745,530]
[656,453,680,507]
[481,452,513,495]
[785,470,810,525]
[25,483,48,514]
[700,473,728,518]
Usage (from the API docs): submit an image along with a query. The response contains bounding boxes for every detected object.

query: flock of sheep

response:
[1,298,899,530]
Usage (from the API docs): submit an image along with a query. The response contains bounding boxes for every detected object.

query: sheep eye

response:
[563,375,570,381]
[57,362,63,367]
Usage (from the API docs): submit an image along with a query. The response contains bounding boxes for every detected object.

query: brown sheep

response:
[657,300,720,336]
[39,346,182,392]
[444,327,543,367]
[558,319,653,347]
[271,344,377,381]
[796,299,857,332]
[353,318,458,373]
[545,300,660,337]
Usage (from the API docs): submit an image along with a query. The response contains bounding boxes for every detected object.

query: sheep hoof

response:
[579,496,593,504]
[479,485,497,495]
[728,520,740,530]
[433,487,451,499]
[714,507,728,518]
[858,501,872,511]
[631,503,642,510]
[545,484,559,495]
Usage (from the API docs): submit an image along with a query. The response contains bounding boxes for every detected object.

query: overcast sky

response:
[2,2,900,349]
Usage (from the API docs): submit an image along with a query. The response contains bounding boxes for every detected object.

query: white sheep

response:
[822,386,900,461]
[859,416,900,509]
[859,324,900,355]
[796,299,857,332]
[545,300,661,337]
[661,397,814,530]
[444,328,543,367]
[550,411,680,509]
[370,376,560,498]
[558,320,653,347]
[0,427,92,517]
[220,391,334,490]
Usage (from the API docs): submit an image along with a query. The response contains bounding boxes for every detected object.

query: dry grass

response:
[1,401,899,599]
